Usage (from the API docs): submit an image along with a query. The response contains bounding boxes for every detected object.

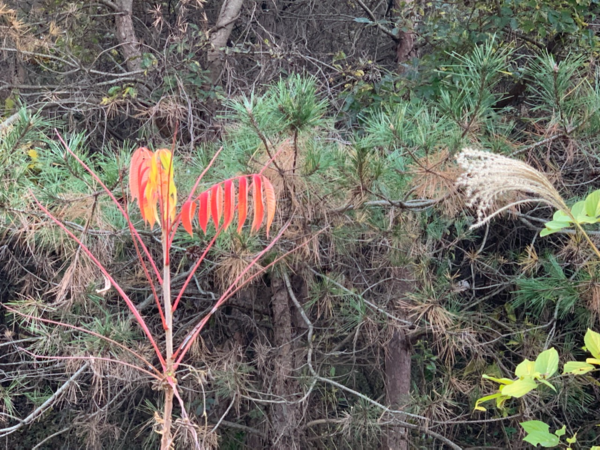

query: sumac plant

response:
[30,138,284,449]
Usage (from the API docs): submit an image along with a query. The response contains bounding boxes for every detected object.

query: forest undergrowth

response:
[2,2,600,447]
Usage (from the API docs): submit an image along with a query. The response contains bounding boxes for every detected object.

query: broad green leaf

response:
[585,190,600,217]
[566,433,577,444]
[586,357,600,365]
[552,209,573,223]
[500,377,537,398]
[540,227,556,237]
[482,374,513,385]
[571,201,586,221]
[563,361,595,375]
[554,425,566,437]
[541,212,572,235]
[515,359,535,378]
[577,215,598,224]
[584,328,600,359]
[534,348,559,378]
[542,220,571,230]
[573,198,597,223]
[521,421,561,447]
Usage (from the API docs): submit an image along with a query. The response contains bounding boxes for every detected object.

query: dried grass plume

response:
[456,148,568,228]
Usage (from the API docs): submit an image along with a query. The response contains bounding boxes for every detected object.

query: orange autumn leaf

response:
[237,176,248,233]
[128,147,278,239]
[262,176,276,237]
[210,184,223,228]
[251,175,263,233]
[181,200,196,236]
[129,147,152,203]
[129,147,176,228]
[198,191,209,233]
[223,179,235,231]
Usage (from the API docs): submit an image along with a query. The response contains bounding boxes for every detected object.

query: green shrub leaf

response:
[521,421,560,447]
[585,190,600,218]
[584,328,600,359]
[534,348,558,378]
[563,361,595,375]
[500,378,537,398]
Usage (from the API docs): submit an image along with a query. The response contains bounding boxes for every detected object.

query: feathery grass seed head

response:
[456,148,567,228]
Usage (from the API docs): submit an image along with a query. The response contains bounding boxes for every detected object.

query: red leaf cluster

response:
[181,175,277,237]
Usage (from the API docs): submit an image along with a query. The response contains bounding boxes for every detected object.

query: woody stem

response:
[161,229,174,450]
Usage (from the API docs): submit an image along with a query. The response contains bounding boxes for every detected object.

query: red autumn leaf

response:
[251,175,263,233]
[237,176,248,233]
[181,200,196,236]
[210,184,223,228]
[223,179,235,231]
[198,191,209,233]
[129,147,152,203]
[262,176,276,237]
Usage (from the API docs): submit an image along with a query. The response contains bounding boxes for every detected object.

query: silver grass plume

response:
[456,148,568,229]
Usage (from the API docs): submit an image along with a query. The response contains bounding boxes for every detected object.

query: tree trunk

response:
[113,0,142,72]
[269,276,302,449]
[394,0,415,67]
[383,268,413,450]
[207,0,244,84]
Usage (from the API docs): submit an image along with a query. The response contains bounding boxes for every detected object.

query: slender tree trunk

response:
[394,0,415,67]
[207,0,244,84]
[104,0,142,72]
[269,276,302,449]
[383,268,413,450]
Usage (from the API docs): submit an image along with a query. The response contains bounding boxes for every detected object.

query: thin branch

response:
[4,305,161,377]
[32,193,166,370]
[32,427,71,449]
[354,0,399,40]
[98,0,119,12]
[331,197,441,213]
[0,363,89,438]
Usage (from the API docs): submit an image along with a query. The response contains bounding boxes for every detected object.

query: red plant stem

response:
[56,132,166,327]
[32,193,166,370]
[18,347,161,380]
[172,228,223,312]
[56,131,163,286]
[173,222,294,367]
[4,305,161,377]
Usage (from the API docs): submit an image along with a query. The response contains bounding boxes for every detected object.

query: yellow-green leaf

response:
[563,361,595,375]
[584,328,600,359]
[534,348,558,378]
[515,359,535,378]
[482,374,513,385]
[585,190,600,218]
[474,393,504,411]
[521,421,560,447]
[500,377,537,398]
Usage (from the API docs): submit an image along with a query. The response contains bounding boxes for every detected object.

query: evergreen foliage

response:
[3,2,600,448]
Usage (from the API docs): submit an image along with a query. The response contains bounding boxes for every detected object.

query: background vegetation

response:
[2,0,600,448]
